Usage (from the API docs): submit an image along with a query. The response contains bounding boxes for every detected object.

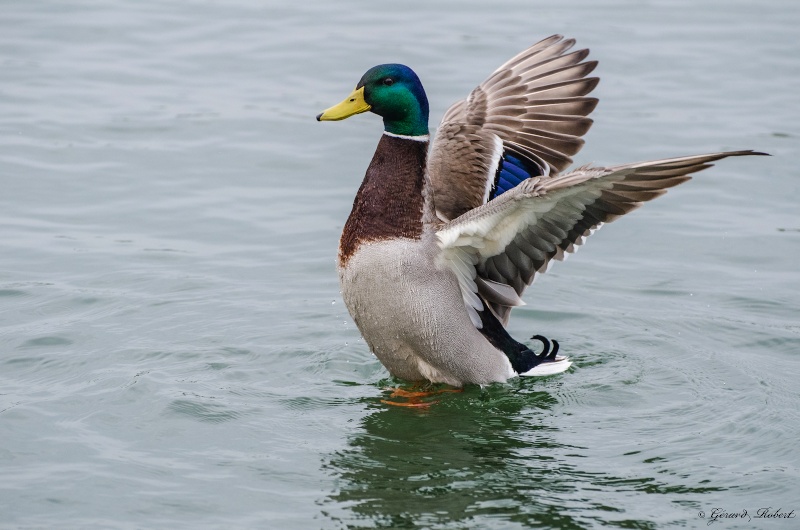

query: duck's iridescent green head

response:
[317,64,429,137]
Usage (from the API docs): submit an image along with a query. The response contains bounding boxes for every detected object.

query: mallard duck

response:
[316,35,763,387]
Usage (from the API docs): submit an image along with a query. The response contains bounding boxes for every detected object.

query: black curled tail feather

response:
[531,335,559,361]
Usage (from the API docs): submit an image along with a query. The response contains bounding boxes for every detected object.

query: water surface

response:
[2,1,799,528]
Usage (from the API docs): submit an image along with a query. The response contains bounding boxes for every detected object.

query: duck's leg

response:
[386,387,462,398]
[381,385,462,408]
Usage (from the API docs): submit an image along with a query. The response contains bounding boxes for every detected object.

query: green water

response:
[2,0,798,528]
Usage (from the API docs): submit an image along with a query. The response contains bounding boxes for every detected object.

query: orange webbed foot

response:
[380,384,462,408]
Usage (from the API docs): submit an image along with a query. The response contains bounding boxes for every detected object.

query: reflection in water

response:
[322,382,723,529]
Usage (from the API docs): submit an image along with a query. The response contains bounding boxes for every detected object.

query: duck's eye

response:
[383,78,394,86]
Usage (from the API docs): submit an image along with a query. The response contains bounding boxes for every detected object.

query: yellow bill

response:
[316,86,371,121]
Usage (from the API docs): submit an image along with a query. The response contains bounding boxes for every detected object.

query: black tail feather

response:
[478,304,559,373]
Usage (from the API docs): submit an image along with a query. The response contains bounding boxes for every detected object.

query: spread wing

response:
[428,34,599,222]
[435,151,765,327]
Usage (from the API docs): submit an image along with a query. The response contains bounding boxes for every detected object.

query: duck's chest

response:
[335,133,439,367]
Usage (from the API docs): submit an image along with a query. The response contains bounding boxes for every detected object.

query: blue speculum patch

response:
[491,152,542,199]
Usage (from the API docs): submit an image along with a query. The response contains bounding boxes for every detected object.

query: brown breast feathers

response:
[339,134,428,267]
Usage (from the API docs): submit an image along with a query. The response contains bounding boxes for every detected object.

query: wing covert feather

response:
[436,150,765,325]
[428,35,599,222]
